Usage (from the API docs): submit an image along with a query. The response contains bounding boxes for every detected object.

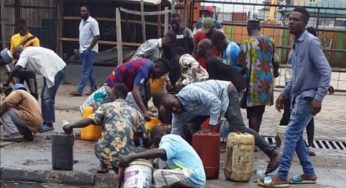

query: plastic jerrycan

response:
[80,106,102,141]
[192,128,220,179]
[224,132,255,182]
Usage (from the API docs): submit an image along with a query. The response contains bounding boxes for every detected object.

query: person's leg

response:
[246,105,265,133]
[306,118,315,156]
[24,71,39,100]
[306,118,314,147]
[6,109,33,141]
[87,51,98,92]
[153,169,192,188]
[280,96,291,125]
[225,89,279,173]
[76,51,91,95]
[41,69,65,131]
[1,109,20,136]
[225,89,276,157]
[277,96,315,181]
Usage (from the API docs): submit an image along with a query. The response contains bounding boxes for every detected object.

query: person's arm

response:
[119,148,166,167]
[271,40,280,78]
[63,118,95,134]
[309,38,332,115]
[87,20,100,51]
[4,66,23,86]
[184,87,222,126]
[87,35,100,51]
[132,84,149,120]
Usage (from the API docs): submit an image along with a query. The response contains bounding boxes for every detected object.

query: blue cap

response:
[0,49,13,64]
[12,83,27,91]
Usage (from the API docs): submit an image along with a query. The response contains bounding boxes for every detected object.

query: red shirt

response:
[198,48,220,68]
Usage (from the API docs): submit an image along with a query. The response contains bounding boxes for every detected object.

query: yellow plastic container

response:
[145,118,161,132]
[80,106,102,141]
[149,76,166,95]
[224,132,254,182]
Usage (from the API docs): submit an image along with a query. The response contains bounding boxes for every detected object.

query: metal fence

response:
[189,0,346,91]
[1,0,58,50]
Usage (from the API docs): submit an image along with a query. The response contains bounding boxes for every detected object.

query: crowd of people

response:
[0,5,332,188]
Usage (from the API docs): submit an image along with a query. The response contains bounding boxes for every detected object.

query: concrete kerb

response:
[0,167,117,187]
[0,168,95,186]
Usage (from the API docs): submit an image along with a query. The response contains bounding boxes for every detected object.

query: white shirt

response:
[79,16,100,53]
[16,47,66,88]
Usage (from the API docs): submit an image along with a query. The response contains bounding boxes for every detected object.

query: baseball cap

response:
[205,6,214,13]
[0,49,13,64]
[12,83,27,91]
[201,17,214,33]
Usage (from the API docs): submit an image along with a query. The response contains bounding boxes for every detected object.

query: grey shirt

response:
[282,31,331,101]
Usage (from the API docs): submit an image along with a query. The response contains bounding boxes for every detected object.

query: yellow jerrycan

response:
[224,132,255,182]
[80,106,102,141]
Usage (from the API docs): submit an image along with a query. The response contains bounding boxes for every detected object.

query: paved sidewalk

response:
[1,83,346,188]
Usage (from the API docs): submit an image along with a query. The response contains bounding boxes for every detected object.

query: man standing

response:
[0,84,43,141]
[5,47,66,132]
[10,18,40,100]
[71,5,100,96]
[239,20,280,133]
[161,80,280,174]
[169,13,194,85]
[258,7,331,187]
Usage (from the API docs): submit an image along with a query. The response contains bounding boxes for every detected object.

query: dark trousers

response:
[13,70,38,100]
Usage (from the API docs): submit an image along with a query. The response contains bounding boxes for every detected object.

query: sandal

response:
[258,175,289,187]
[70,91,82,96]
[289,174,317,184]
[39,124,54,133]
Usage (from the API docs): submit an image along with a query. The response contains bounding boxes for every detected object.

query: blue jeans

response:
[278,95,315,180]
[41,68,65,124]
[77,50,97,94]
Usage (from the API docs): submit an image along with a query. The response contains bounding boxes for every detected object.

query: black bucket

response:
[52,133,74,170]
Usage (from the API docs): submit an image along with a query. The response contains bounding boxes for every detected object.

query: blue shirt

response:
[172,80,234,134]
[282,31,331,101]
[159,134,206,188]
[223,41,240,70]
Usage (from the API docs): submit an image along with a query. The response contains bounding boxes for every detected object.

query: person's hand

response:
[3,81,9,87]
[143,112,151,121]
[275,95,285,112]
[63,124,73,134]
[310,99,321,115]
[328,86,335,95]
[118,155,133,168]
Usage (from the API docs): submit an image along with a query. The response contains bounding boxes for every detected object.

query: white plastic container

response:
[123,159,153,188]
[224,132,254,182]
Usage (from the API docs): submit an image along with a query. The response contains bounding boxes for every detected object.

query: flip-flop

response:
[288,175,317,184]
[38,125,54,133]
[258,176,289,188]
